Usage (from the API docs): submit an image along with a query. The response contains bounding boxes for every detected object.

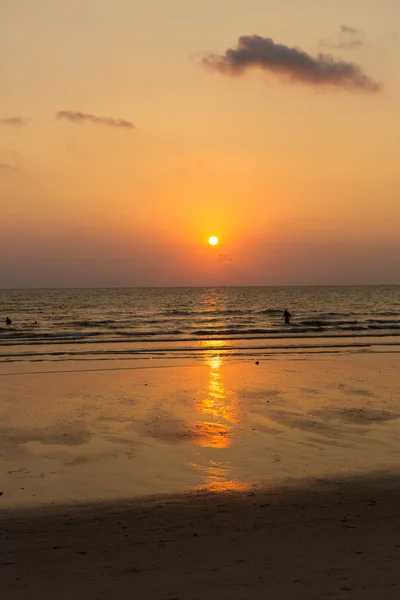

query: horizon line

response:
[1,283,399,292]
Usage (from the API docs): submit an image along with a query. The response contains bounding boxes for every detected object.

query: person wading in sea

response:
[282,309,292,325]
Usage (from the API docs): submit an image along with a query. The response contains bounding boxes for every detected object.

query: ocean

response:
[1,286,399,364]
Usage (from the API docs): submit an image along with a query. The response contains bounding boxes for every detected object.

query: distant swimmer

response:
[282,309,291,325]
[5,316,12,326]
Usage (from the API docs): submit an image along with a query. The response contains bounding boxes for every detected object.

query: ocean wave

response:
[70,320,117,328]
[192,327,336,336]
[161,308,250,317]
[161,310,191,316]
[2,338,400,364]
[260,309,282,316]
[299,319,358,327]
[366,318,400,324]
[1,331,400,354]
[2,284,400,355]
[116,330,183,337]
[367,324,400,330]
[2,320,400,345]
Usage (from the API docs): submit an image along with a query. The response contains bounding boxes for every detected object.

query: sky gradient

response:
[1,0,399,287]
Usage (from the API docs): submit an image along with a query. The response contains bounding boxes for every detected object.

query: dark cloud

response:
[0,117,28,126]
[56,111,135,130]
[202,35,381,92]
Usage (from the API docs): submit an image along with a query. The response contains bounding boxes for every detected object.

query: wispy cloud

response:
[321,39,365,50]
[320,25,367,50]
[56,111,135,130]
[202,35,381,92]
[341,25,362,35]
[218,252,234,266]
[0,163,19,172]
[0,117,28,126]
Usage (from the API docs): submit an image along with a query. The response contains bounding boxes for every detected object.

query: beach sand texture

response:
[1,354,400,597]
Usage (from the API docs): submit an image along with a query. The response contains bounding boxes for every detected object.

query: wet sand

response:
[1,353,400,597]
[1,354,400,506]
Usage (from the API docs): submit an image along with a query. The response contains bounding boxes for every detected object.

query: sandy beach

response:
[1,474,400,599]
[1,353,400,597]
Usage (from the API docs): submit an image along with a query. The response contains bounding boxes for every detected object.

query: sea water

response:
[1,286,399,363]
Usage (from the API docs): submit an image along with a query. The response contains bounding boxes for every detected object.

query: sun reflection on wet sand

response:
[188,460,250,492]
[194,343,240,449]
[192,421,232,449]
[188,341,246,490]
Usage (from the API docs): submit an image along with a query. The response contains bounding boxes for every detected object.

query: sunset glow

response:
[1,1,399,287]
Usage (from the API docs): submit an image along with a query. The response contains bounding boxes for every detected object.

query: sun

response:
[208,236,219,246]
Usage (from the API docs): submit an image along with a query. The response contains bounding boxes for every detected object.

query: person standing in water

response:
[5,317,12,326]
[282,309,291,325]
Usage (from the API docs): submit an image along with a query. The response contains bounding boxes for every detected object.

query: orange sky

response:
[1,0,399,287]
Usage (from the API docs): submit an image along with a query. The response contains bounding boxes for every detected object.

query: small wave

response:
[116,330,184,337]
[141,318,170,325]
[162,308,249,317]
[367,324,400,330]
[162,310,191,316]
[260,309,282,316]
[366,318,400,325]
[299,319,358,327]
[0,331,102,341]
[193,328,306,336]
[71,320,117,328]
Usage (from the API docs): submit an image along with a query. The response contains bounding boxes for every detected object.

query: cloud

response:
[202,35,381,92]
[0,163,19,172]
[341,25,362,35]
[321,39,365,50]
[379,31,399,44]
[56,111,135,130]
[0,117,28,126]
[218,252,234,266]
[320,25,367,50]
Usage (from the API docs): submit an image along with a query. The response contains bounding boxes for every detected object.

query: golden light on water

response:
[208,236,219,246]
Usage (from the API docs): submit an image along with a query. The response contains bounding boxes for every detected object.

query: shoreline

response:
[1,467,399,516]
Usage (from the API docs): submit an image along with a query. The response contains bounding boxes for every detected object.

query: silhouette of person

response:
[5,316,12,326]
[282,309,291,325]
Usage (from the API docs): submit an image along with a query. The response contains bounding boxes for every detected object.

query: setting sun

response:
[209,236,219,246]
